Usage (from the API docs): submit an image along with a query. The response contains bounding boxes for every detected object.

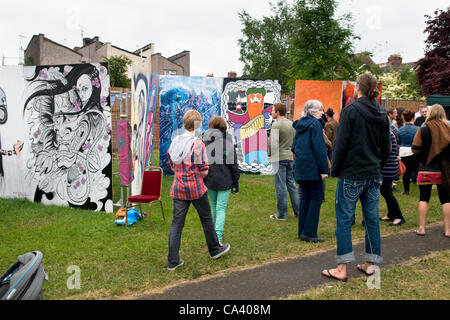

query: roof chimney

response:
[388,54,402,67]
[227,71,237,78]
[83,37,92,46]
[83,36,100,46]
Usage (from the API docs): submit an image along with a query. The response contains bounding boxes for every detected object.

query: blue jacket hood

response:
[293,115,319,133]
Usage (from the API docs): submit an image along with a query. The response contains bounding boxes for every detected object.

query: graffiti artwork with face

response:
[22,63,112,212]
[0,87,24,194]
[130,71,159,194]
[131,72,148,194]
[222,80,281,174]
[159,76,223,175]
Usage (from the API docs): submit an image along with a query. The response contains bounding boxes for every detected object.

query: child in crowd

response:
[203,116,240,245]
[167,110,230,271]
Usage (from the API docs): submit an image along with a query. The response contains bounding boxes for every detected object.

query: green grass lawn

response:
[0,153,446,299]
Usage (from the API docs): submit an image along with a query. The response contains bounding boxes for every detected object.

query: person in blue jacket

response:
[292,99,330,243]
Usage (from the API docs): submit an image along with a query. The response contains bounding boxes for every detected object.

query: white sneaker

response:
[270,214,287,221]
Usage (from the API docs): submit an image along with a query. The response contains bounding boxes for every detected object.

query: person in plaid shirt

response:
[168,132,209,200]
[167,110,231,271]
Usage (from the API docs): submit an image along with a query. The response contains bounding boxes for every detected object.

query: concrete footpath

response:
[136,224,449,300]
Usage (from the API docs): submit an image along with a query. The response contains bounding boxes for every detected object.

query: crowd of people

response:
[164,72,450,281]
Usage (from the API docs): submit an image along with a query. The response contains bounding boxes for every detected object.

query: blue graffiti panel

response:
[159,76,223,175]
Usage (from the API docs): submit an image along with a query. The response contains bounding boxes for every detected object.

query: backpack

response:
[0,251,47,300]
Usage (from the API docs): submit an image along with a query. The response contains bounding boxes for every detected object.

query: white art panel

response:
[0,63,113,212]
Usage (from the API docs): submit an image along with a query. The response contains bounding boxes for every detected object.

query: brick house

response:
[377,54,417,72]
[24,34,190,79]
[24,34,84,66]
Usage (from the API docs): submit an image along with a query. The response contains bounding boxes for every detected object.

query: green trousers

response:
[208,189,231,243]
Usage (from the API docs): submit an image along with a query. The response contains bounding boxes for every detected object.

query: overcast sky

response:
[1,0,448,77]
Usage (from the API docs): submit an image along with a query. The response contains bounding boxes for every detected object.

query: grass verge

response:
[0,153,446,299]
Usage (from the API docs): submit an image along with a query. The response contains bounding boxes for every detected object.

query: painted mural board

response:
[294,79,383,122]
[294,80,343,122]
[131,71,159,194]
[117,119,133,186]
[222,79,281,174]
[0,63,113,212]
[159,76,223,175]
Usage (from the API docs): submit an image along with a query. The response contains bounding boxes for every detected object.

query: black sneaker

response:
[211,244,231,259]
[299,235,324,243]
[167,259,184,271]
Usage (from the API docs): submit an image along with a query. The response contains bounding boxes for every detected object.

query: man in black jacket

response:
[321,73,391,282]
[414,105,428,127]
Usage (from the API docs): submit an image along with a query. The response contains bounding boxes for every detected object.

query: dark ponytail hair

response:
[24,64,101,116]
[356,73,380,100]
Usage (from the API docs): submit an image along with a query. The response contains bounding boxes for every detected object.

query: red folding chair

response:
[126,166,165,228]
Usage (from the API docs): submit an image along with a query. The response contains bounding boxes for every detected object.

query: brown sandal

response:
[414,230,425,236]
[321,269,348,282]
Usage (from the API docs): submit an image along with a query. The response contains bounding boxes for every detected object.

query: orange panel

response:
[377,83,383,104]
[342,81,383,107]
[294,80,343,122]
[343,81,356,108]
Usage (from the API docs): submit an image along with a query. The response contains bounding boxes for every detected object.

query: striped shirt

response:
[168,139,209,200]
[381,130,399,180]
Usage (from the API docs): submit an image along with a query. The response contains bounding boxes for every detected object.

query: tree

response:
[350,51,382,78]
[416,6,450,95]
[398,66,423,99]
[287,0,359,85]
[238,0,364,93]
[238,1,292,91]
[103,55,132,88]
[378,67,424,100]
[23,54,34,66]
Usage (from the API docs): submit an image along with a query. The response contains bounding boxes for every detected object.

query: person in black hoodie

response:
[203,116,240,244]
[321,73,391,282]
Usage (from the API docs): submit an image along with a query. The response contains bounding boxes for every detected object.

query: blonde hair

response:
[183,110,202,131]
[426,104,448,123]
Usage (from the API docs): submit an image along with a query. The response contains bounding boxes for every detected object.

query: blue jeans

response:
[335,178,383,265]
[298,180,324,238]
[274,160,300,219]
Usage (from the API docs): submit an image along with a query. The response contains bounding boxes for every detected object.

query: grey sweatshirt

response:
[168,132,198,164]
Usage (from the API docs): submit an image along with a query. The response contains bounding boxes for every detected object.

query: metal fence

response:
[380,98,426,112]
